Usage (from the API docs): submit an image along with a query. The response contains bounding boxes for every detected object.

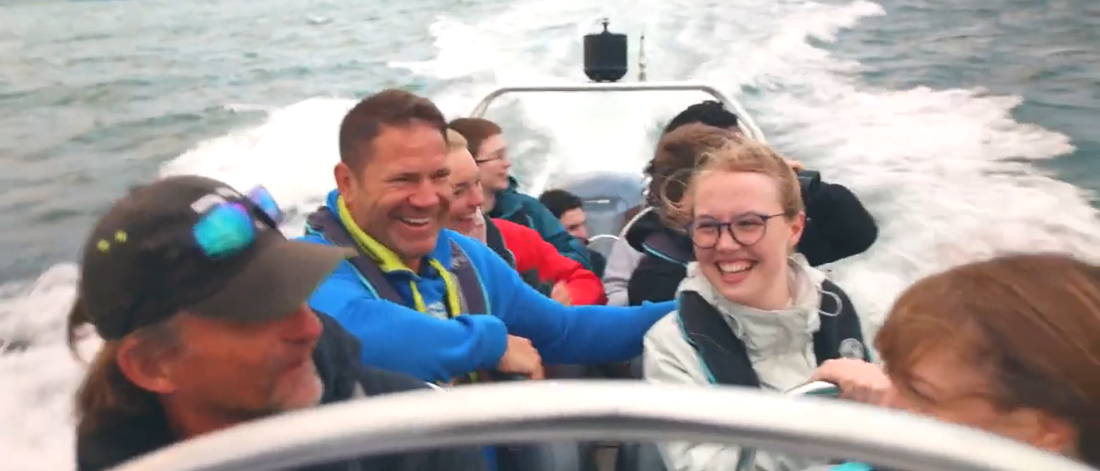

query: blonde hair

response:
[445,128,468,154]
[661,135,803,228]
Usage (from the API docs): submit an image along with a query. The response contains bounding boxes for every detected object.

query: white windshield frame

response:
[468,82,768,144]
[106,381,1089,471]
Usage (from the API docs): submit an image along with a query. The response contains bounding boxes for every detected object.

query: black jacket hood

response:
[624,209,693,265]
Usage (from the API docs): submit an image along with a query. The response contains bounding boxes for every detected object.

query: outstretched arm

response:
[308,261,509,383]
[468,240,674,365]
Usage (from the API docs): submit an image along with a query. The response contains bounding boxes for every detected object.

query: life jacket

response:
[482,215,549,295]
[305,209,491,385]
[490,204,534,232]
[640,230,693,266]
[482,214,516,268]
[676,279,868,387]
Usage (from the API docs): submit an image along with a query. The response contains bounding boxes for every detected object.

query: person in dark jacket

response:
[608,100,878,306]
[68,175,486,471]
[625,123,737,305]
[626,106,878,305]
[538,188,609,279]
[448,117,593,271]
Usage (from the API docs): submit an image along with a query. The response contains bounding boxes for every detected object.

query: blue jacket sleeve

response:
[462,239,676,365]
[306,258,509,383]
[520,195,593,271]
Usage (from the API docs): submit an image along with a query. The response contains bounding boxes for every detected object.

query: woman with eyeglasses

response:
[642,135,884,471]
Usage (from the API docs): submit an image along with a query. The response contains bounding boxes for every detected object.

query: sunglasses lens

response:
[248,186,285,225]
[192,203,255,258]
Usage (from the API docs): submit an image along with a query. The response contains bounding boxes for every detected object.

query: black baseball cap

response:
[78,175,352,340]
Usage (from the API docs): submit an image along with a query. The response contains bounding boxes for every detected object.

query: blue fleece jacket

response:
[297,190,676,383]
[489,177,593,271]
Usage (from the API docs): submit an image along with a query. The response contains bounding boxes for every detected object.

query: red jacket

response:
[492,218,607,305]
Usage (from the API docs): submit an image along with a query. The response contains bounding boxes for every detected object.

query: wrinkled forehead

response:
[171,310,260,341]
[361,123,448,168]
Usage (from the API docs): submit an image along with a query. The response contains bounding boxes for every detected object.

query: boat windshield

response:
[466,82,768,246]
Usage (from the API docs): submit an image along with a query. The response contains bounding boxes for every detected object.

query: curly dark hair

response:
[661,100,740,135]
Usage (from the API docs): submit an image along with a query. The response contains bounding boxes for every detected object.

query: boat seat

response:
[616,442,668,471]
[498,442,584,471]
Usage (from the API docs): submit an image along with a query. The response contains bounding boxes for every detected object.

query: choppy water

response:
[0,0,1097,469]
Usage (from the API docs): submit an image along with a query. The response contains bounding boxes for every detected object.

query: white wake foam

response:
[3,0,1098,469]
[392,0,1100,330]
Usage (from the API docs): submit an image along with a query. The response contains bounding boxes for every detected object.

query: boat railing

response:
[736,381,841,471]
[468,82,767,144]
[587,234,619,245]
[106,381,1090,471]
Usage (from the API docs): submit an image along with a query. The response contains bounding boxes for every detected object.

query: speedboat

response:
[103,381,1090,471]
[101,21,1093,471]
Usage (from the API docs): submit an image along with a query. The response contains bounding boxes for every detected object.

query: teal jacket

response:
[488,177,592,270]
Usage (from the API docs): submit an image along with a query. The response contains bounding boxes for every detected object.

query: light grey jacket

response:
[643,255,831,471]
[602,207,649,306]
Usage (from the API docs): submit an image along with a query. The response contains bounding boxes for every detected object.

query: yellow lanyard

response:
[336,197,462,317]
[336,197,479,385]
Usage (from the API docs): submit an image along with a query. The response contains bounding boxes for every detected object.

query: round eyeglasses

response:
[684,212,787,249]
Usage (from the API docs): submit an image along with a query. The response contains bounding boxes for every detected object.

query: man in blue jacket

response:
[296,88,676,384]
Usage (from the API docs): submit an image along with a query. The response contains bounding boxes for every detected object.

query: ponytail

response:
[68,295,175,435]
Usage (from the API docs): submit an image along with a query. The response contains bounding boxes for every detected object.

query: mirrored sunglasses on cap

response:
[192,185,286,258]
